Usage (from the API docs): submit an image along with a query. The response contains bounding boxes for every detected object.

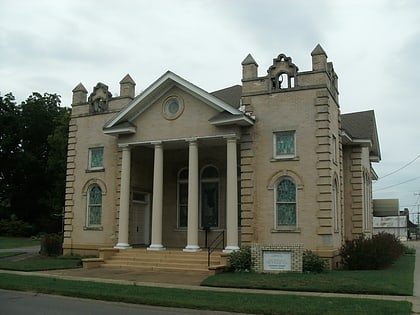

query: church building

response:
[63,45,380,269]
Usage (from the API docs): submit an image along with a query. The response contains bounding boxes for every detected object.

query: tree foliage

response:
[0,92,70,234]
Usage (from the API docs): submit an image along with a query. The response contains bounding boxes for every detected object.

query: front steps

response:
[96,248,225,274]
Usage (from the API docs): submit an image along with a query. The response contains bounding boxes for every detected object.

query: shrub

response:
[228,246,252,272]
[40,233,63,256]
[0,215,35,237]
[303,250,326,273]
[340,232,404,270]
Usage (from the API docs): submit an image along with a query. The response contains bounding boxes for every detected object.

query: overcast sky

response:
[1,0,419,221]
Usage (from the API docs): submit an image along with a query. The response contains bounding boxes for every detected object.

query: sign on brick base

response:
[251,243,304,273]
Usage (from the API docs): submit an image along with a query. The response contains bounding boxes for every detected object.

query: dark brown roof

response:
[342,110,375,140]
[211,85,242,108]
[341,110,381,161]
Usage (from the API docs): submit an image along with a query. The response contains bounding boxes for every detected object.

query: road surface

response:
[0,289,246,315]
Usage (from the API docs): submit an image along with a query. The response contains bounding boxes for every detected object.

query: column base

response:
[183,245,201,252]
[114,243,132,249]
[147,244,166,251]
[223,246,240,253]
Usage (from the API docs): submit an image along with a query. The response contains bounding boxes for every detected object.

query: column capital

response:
[151,141,163,146]
[186,137,198,143]
[224,135,239,142]
[119,144,131,150]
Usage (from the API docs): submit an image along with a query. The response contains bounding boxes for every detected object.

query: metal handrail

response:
[207,230,224,267]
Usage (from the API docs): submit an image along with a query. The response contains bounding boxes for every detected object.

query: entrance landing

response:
[98,248,225,274]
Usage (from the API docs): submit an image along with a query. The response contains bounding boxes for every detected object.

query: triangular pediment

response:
[103,71,253,135]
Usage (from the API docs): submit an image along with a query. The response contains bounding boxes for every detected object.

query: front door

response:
[129,192,150,246]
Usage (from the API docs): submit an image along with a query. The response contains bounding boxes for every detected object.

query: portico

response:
[113,135,240,252]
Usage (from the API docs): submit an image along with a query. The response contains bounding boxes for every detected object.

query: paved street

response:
[0,289,247,315]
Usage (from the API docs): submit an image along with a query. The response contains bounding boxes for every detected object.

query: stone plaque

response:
[263,251,291,271]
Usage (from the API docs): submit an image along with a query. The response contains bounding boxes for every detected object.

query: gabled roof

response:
[103,71,253,134]
[341,110,381,162]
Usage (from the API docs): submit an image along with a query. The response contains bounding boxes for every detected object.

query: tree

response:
[0,93,22,218]
[0,92,70,233]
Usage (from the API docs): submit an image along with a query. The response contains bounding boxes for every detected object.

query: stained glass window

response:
[201,166,219,228]
[275,132,295,158]
[276,178,296,226]
[178,168,188,228]
[88,185,102,225]
[90,147,104,169]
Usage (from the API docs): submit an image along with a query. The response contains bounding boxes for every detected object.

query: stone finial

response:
[88,83,112,113]
[311,44,328,71]
[119,74,136,98]
[72,83,88,105]
[241,54,258,80]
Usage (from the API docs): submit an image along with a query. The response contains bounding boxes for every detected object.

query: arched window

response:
[201,165,219,228]
[276,177,296,227]
[363,171,372,232]
[87,184,102,226]
[333,178,339,232]
[177,168,188,228]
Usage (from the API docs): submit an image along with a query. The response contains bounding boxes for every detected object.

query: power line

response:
[377,154,420,181]
[374,175,420,192]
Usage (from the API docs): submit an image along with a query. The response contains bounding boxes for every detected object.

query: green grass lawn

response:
[0,273,411,315]
[202,254,415,296]
[0,236,40,249]
[0,256,81,271]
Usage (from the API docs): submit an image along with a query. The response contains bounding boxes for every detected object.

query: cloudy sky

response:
[1,0,419,221]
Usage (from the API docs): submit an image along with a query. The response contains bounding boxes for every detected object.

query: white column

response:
[224,137,239,252]
[115,145,132,249]
[184,139,200,252]
[148,142,165,250]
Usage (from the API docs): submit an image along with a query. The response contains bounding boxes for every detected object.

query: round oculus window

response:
[167,99,179,114]
[163,97,183,120]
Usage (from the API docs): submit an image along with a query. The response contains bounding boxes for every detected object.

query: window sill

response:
[271,228,300,233]
[271,156,299,162]
[83,226,103,231]
[86,168,105,173]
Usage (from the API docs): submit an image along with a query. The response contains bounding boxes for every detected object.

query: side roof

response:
[341,110,381,162]
[211,85,242,108]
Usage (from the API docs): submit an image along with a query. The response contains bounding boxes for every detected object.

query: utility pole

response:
[415,193,420,240]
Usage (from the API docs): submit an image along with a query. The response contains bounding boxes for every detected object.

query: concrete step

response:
[102,248,223,272]
[106,256,220,265]
[100,263,213,273]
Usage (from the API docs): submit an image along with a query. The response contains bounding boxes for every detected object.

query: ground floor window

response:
[177,168,188,228]
[276,177,296,228]
[178,165,220,228]
[201,165,219,228]
[87,184,102,226]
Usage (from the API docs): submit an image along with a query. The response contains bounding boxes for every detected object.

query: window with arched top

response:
[201,165,219,228]
[87,184,102,226]
[275,177,296,228]
[363,171,372,232]
[333,178,339,232]
[177,168,188,228]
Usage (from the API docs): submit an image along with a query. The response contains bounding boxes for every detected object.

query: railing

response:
[207,230,224,267]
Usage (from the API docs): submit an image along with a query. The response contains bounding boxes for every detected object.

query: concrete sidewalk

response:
[0,245,40,262]
[1,241,420,314]
[411,240,420,314]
